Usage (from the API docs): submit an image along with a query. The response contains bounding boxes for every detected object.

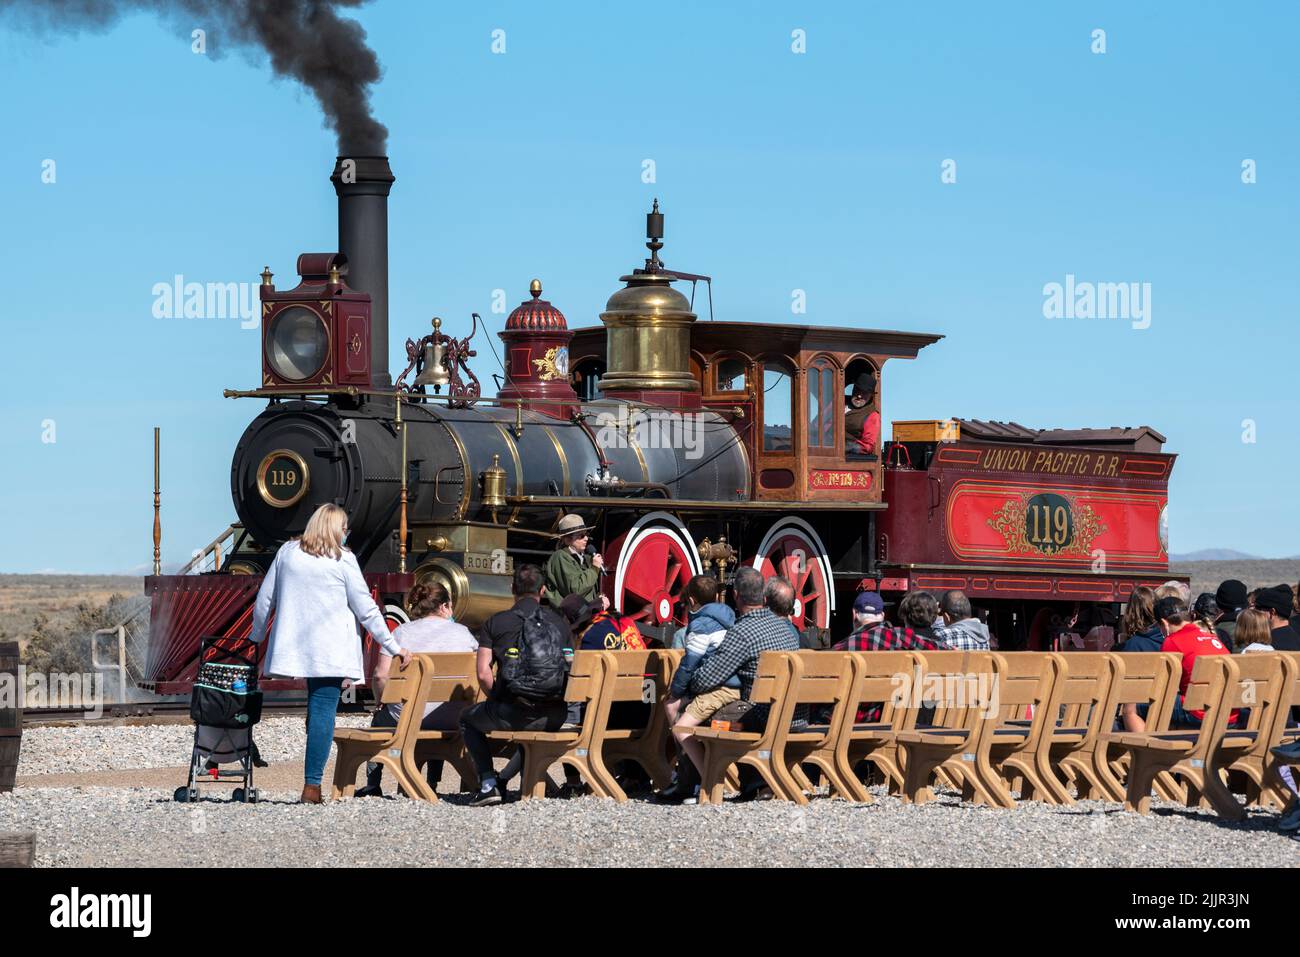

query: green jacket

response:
[544,547,600,609]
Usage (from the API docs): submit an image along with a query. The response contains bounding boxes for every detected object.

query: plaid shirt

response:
[832,623,944,652]
[689,606,805,724]
[930,620,990,651]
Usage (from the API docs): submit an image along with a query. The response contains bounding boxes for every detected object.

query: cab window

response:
[716,357,747,393]
[762,359,794,452]
[807,360,836,449]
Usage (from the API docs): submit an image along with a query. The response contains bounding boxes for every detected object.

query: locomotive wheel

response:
[752,520,833,632]
[607,516,702,627]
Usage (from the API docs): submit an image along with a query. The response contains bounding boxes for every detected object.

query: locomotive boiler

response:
[140,154,1182,694]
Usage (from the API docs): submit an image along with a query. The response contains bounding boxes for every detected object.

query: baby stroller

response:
[173,637,265,803]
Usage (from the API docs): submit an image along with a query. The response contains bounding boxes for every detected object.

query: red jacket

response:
[1161,623,1232,722]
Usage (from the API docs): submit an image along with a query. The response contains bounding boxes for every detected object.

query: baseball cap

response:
[853,591,885,615]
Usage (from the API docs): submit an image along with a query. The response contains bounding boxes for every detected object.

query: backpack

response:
[500,606,572,701]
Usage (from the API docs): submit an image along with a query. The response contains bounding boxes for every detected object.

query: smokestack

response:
[330,156,395,388]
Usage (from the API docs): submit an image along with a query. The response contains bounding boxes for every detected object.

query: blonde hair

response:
[299,503,348,559]
[1234,608,1271,651]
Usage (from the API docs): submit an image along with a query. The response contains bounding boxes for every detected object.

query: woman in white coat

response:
[249,503,409,803]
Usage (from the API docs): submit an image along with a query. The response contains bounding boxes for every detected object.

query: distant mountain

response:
[1169,549,1261,562]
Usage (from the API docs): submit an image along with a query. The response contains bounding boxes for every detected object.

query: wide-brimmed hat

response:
[556,513,593,536]
[851,371,877,398]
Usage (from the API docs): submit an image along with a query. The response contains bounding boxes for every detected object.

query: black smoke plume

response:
[0,0,387,153]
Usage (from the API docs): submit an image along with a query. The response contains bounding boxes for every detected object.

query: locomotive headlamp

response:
[267,306,329,381]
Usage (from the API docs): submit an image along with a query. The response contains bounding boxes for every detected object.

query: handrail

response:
[178,524,241,575]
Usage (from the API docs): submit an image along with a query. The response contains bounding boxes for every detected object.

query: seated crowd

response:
[368,512,1300,826]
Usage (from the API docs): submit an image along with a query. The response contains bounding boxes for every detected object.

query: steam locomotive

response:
[140,156,1178,694]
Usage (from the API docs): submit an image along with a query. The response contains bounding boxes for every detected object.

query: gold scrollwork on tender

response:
[987,491,1106,558]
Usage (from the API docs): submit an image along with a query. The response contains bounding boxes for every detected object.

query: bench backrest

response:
[1176,655,1236,761]
[988,652,1061,754]
[913,650,998,733]
[412,652,480,707]
[845,651,918,731]
[601,649,679,743]
[376,655,427,745]
[380,654,425,706]
[1044,652,1116,746]
[746,651,802,749]
[563,650,607,705]
[791,651,856,743]
[1202,653,1286,763]
[1103,651,1181,732]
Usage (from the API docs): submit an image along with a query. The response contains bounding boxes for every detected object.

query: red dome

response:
[506,279,568,331]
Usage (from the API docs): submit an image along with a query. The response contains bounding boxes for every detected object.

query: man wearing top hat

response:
[844,371,880,457]
[544,513,610,613]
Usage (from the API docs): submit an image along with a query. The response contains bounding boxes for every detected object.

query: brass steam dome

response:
[599,200,700,395]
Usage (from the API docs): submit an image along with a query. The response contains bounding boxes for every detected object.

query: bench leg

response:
[1194,763,1246,822]
[697,743,730,805]
[1122,750,1166,815]
[330,745,366,800]
[899,746,945,805]
[586,749,625,802]
[832,750,874,803]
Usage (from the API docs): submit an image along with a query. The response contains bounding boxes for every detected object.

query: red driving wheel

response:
[754,529,831,631]
[607,524,696,627]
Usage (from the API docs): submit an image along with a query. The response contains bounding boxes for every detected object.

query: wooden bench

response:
[690,651,802,804]
[599,649,679,794]
[835,651,921,798]
[894,651,1005,807]
[487,650,616,800]
[1108,654,1283,820]
[1042,652,1119,803]
[982,652,1066,806]
[401,652,483,801]
[1222,652,1296,811]
[771,651,860,804]
[1094,652,1182,803]
[331,654,428,800]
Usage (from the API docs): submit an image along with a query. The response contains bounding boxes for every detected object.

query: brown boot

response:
[300,784,323,804]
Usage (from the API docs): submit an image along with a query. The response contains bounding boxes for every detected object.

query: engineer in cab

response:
[844,371,880,458]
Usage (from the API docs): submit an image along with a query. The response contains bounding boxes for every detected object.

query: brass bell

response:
[414,317,451,391]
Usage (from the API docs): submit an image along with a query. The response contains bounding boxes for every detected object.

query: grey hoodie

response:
[939,617,991,650]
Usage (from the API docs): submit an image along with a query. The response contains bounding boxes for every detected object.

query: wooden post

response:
[0,641,20,795]
[152,427,161,576]
[0,833,35,868]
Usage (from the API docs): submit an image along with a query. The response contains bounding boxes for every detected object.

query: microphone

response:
[585,541,608,575]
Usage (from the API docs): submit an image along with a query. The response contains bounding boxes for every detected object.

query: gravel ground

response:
[16,714,372,776]
[0,784,1296,867]
[7,720,1298,867]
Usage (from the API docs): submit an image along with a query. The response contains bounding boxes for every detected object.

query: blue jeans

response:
[305,677,345,786]
[1170,694,1202,731]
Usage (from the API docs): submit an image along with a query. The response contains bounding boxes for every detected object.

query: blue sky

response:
[1,1,1297,573]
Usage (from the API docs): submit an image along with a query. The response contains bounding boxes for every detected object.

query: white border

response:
[612,510,704,613]
[750,516,837,624]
